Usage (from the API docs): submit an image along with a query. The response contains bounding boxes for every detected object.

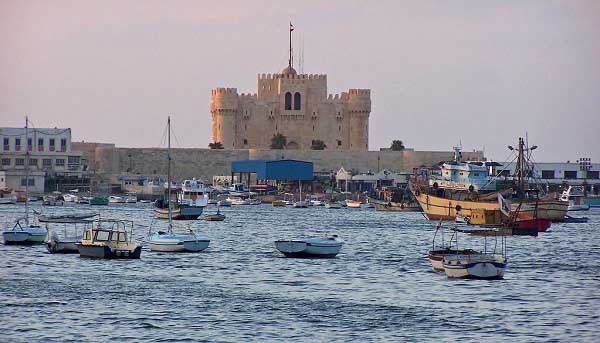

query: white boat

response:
[78,196,91,204]
[2,117,48,245]
[154,178,209,219]
[217,199,232,207]
[63,194,79,203]
[228,196,250,205]
[43,193,64,206]
[78,219,142,259]
[441,227,508,280]
[427,222,480,271]
[124,192,138,203]
[325,201,342,209]
[45,217,94,253]
[139,199,152,204]
[560,186,590,211]
[0,195,17,205]
[292,180,309,208]
[108,195,125,203]
[274,234,344,258]
[345,200,362,208]
[147,116,210,253]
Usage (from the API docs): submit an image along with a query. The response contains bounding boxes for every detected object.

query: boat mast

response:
[167,116,172,232]
[517,137,525,199]
[24,116,29,226]
[299,180,302,203]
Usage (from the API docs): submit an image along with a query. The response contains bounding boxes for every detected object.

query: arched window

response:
[284,92,292,110]
[294,92,301,110]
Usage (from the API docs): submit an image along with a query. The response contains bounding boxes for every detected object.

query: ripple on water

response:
[1,204,599,342]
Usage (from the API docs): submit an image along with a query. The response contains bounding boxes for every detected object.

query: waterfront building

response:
[0,127,86,194]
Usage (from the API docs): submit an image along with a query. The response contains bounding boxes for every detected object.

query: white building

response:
[0,127,85,194]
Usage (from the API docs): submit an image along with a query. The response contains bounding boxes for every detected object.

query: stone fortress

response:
[211,28,371,151]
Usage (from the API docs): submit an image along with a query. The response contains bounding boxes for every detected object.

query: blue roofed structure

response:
[231,160,313,181]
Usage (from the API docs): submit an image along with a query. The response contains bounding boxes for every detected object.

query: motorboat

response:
[139,199,152,204]
[272,199,287,207]
[441,227,507,279]
[217,199,231,207]
[560,186,590,211]
[203,207,226,221]
[78,196,92,204]
[227,196,251,205]
[108,195,125,203]
[427,222,479,271]
[45,217,95,253]
[78,219,142,259]
[154,178,209,220]
[43,193,64,206]
[275,234,344,258]
[2,116,48,245]
[3,217,47,245]
[63,194,79,203]
[147,228,210,252]
[345,200,361,208]
[125,192,138,203]
[325,201,342,209]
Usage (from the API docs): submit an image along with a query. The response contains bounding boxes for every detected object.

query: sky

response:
[1,0,599,162]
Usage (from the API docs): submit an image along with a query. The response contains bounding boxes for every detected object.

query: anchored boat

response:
[78,219,141,259]
[275,234,343,258]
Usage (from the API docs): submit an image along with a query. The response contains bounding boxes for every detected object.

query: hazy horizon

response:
[1,1,599,162]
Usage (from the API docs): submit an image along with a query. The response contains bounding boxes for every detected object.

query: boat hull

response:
[46,240,79,253]
[275,240,343,258]
[3,228,47,245]
[153,206,204,220]
[413,191,567,222]
[427,249,479,271]
[371,200,421,212]
[78,244,142,259]
[443,255,506,279]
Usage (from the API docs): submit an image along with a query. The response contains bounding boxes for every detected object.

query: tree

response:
[390,140,405,151]
[311,139,327,150]
[208,142,224,149]
[270,133,287,149]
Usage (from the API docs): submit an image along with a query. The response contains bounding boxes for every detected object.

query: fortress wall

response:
[82,143,484,182]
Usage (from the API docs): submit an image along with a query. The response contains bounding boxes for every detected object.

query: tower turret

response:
[210,88,239,149]
[347,89,371,151]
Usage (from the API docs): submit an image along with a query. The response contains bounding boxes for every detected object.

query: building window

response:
[1,158,10,166]
[541,170,555,179]
[337,140,342,146]
[312,125,315,132]
[43,159,52,167]
[3,138,8,151]
[28,138,32,151]
[55,159,65,167]
[29,158,38,166]
[294,92,301,110]
[587,171,599,179]
[243,139,248,145]
[60,138,67,152]
[21,178,35,186]
[49,138,55,151]
[15,158,24,166]
[284,92,292,110]
[38,138,44,151]
[245,124,247,131]
[564,171,577,179]
[338,126,341,132]
[15,138,21,151]
[68,156,80,164]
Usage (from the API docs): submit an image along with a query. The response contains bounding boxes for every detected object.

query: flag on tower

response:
[290,22,294,32]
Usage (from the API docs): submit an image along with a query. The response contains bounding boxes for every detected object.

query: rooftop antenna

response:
[289,21,294,69]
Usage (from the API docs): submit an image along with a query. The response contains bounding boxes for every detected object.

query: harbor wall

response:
[75,142,484,182]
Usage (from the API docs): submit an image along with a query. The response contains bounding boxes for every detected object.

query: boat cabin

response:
[80,220,133,245]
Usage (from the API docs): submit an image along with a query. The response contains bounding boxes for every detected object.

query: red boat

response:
[514,218,551,232]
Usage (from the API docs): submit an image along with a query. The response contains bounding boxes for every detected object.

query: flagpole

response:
[289,22,293,68]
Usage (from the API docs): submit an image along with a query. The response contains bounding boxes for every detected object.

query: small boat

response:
[345,200,361,208]
[35,211,98,223]
[147,229,210,252]
[43,193,64,206]
[90,196,108,205]
[3,217,47,245]
[272,199,287,207]
[124,192,138,203]
[228,196,250,205]
[274,234,343,258]
[427,222,479,271]
[78,219,142,259]
[325,201,342,209]
[78,196,92,204]
[108,195,125,203]
[203,207,225,221]
[139,199,152,204]
[292,180,309,208]
[0,196,17,205]
[562,215,589,223]
[217,199,231,207]
[560,186,590,211]
[44,217,95,253]
[63,194,79,203]
[441,227,507,280]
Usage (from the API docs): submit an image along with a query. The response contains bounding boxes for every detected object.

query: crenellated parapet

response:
[347,89,371,115]
[258,73,327,80]
[210,87,239,114]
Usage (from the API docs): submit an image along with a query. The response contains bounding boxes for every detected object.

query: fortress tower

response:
[209,27,371,151]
